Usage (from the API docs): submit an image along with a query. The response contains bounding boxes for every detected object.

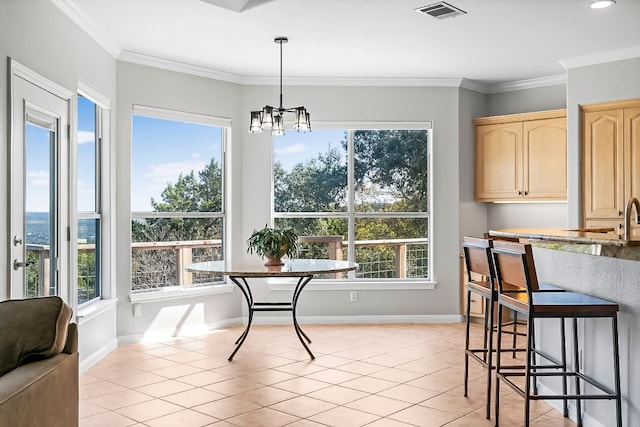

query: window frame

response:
[129,105,231,300]
[73,83,112,313]
[272,122,435,290]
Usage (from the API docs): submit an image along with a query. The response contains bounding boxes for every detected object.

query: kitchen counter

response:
[488,227,640,260]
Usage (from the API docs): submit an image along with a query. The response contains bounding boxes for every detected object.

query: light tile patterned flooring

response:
[80,323,576,427]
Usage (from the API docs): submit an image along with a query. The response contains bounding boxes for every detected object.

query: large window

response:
[130,106,227,292]
[274,127,431,281]
[76,95,103,304]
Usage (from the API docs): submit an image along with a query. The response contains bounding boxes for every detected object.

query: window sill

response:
[77,298,118,325]
[268,279,437,292]
[129,284,235,303]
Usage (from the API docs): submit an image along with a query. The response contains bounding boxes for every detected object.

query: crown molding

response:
[559,45,640,70]
[488,74,567,94]
[50,0,120,57]
[243,76,466,87]
[118,51,244,84]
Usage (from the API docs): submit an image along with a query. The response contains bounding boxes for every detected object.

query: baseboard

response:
[114,314,462,344]
[79,338,118,375]
[535,382,607,427]
[249,314,463,325]
[116,317,244,344]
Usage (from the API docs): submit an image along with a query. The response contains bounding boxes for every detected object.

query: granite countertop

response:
[488,228,640,260]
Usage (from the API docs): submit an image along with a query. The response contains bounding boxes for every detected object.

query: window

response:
[274,127,431,281]
[77,94,104,305]
[130,106,227,292]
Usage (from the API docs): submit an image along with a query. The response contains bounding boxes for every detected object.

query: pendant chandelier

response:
[248,36,311,136]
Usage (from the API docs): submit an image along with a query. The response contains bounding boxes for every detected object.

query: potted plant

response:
[247,225,299,266]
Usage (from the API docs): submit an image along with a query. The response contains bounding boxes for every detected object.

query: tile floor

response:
[80,323,576,426]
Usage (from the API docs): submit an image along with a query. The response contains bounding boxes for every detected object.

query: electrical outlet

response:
[350,291,358,302]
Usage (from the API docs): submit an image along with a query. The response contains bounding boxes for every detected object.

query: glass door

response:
[10,71,69,300]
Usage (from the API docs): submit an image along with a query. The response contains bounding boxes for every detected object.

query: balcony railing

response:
[26,236,429,295]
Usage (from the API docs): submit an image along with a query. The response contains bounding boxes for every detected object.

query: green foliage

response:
[246,225,299,259]
[132,158,223,243]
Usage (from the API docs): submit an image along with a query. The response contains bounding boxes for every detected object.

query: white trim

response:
[248,314,462,325]
[129,284,235,303]
[10,58,73,100]
[77,80,111,109]
[243,76,466,87]
[50,0,120,58]
[312,121,432,130]
[488,74,567,94]
[79,337,118,375]
[268,279,436,291]
[76,298,118,324]
[559,45,640,70]
[117,317,243,344]
[132,104,232,127]
[119,50,244,84]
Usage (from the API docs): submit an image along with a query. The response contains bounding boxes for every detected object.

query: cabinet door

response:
[625,107,640,237]
[626,108,640,202]
[583,109,624,221]
[524,118,567,200]
[475,122,522,200]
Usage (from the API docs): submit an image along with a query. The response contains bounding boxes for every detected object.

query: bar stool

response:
[491,240,622,427]
[462,236,529,419]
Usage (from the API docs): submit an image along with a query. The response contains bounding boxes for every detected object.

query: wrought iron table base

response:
[227,275,314,361]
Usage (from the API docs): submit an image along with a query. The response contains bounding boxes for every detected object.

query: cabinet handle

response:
[618,210,623,216]
[518,190,523,196]
[524,191,529,196]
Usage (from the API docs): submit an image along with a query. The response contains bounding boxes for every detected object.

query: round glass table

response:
[186,259,358,360]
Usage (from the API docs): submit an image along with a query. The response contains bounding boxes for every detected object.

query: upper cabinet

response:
[474,109,567,202]
[582,99,640,236]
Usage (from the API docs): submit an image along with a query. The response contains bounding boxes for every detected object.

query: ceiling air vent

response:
[415,2,467,19]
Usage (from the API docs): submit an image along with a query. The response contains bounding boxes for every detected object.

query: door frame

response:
[8,58,74,303]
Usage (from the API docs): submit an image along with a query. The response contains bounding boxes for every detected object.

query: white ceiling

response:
[56,0,640,89]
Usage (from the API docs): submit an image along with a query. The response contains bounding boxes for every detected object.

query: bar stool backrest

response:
[491,241,540,294]
[462,236,494,286]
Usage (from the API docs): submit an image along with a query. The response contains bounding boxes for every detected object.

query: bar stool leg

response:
[485,294,495,419]
[494,304,504,427]
[612,314,622,427]
[531,319,538,396]
[524,313,534,426]
[560,317,568,417]
[463,288,472,397]
[572,317,582,426]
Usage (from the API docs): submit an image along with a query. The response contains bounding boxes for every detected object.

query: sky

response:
[131,115,223,212]
[24,103,344,215]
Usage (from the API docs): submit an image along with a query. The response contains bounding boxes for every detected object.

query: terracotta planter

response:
[264,255,284,266]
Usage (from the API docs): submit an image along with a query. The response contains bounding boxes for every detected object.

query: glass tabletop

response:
[185,258,358,277]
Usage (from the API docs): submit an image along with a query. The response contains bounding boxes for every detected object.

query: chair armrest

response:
[63,323,78,354]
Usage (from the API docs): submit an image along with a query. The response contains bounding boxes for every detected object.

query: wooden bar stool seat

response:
[491,241,622,427]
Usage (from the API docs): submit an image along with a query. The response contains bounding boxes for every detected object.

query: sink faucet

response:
[624,197,640,240]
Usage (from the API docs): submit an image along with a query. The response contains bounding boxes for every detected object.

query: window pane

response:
[131,111,226,292]
[354,130,429,213]
[354,217,428,279]
[274,217,349,279]
[77,96,96,212]
[78,218,99,304]
[25,122,56,297]
[131,217,223,291]
[131,116,223,213]
[274,130,347,212]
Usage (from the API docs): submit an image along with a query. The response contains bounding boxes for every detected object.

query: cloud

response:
[27,171,49,187]
[275,143,306,155]
[144,161,207,188]
[78,131,95,144]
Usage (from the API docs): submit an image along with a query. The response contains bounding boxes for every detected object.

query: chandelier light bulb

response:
[590,0,615,9]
